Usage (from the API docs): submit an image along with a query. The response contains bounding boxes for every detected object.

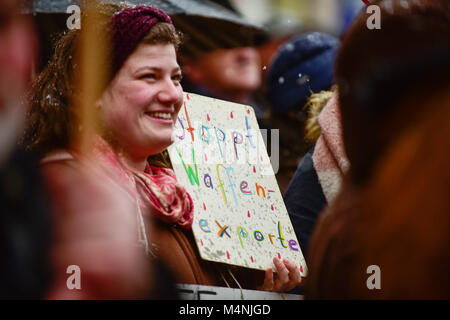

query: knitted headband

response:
[110,5,173,75]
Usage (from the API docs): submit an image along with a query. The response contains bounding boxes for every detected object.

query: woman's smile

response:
[144,110,175,124]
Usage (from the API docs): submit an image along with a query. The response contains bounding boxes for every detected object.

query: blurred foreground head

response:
[335,0,450,184]
[0,0,52,300]
[0,0,37,163]
[306,0,450,299]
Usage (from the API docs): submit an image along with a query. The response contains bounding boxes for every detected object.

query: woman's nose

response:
[157,79,182,105]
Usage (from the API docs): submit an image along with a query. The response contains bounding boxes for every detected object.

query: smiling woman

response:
[20,2,197,299]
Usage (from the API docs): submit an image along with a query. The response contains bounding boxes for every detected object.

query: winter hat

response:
[110,5,173,75]
[267,32,339,115]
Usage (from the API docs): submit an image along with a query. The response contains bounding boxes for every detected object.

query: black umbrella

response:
[23,0,253,26]
[21,0,265,57]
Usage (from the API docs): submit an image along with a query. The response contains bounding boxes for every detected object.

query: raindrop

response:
[285,43,294,52]
[278,77,285,84]
[307,33,317,42]
[296,74,310,86]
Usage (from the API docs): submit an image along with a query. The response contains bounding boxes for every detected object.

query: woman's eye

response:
[172,74,183,82]
[141,74,156,80]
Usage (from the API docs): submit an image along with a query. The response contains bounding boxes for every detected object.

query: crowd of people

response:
[0,0,449,299]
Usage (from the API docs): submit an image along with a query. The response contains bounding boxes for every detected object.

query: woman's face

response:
[98,43,183,160]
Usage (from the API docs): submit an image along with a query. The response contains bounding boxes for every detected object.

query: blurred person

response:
[182,46,263,114]
[22,2,302,295]
[181,45,268,128]
[306,0,450,299]
[266,32,340,193]
[284,91,349,260]
[178,0,268,126]
[267,33,339,118]
[0,0,53,299]
[265,33,342,262]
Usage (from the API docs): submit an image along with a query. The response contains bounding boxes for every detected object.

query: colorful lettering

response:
[215,220,231,238]
[268,233,276,245]
[203,173,213,189]
[245,116,256,148]
[240,181,252,195]
[255,182,266,198]
[232,131,243,160]
[199,219,211,233]
[237,226,248,249]
[177,147,199,186]
[288,239,299,251]
[176,116,185,140]
[277,221,288,248]
[226,166,238,207]
[198,125,210,143]
[183,102,195,142]
[214,126,226,159]
[216,164,227,205]
[253,230,265,242]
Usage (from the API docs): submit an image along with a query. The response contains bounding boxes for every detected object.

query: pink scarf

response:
[89,137,194,229]
[312,95,350,203]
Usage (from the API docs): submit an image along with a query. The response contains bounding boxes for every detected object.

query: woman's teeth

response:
[147,112,172,120]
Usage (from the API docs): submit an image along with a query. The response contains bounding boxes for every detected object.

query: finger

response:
[258,268,274,291]
[283,259,302,291]
[272,257,289,292]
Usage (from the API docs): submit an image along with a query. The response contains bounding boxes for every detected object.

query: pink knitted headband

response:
[110,5,173,74]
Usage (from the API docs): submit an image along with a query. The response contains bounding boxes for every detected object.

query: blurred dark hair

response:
[306,0,450,299]
[335,0,450,184]
[306,84,450,299]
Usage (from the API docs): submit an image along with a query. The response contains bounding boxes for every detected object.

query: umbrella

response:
[22,0,253,26]
[21,0,265,57]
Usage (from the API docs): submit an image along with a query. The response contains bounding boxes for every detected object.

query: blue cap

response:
[267,32,339,114]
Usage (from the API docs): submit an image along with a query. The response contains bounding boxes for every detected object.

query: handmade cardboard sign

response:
[168,92,307,275]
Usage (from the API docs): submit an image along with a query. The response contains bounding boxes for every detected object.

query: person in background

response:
[23,2,302,296]
[266,33,344,259]
[266,32,340,194]
[306,0,450,299]
[178,0,269,127]
[284,91,349,260]
[0,0,53,299]
[181,46,264,117]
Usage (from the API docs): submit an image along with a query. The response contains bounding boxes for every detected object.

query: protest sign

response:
[168,93,307,274]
